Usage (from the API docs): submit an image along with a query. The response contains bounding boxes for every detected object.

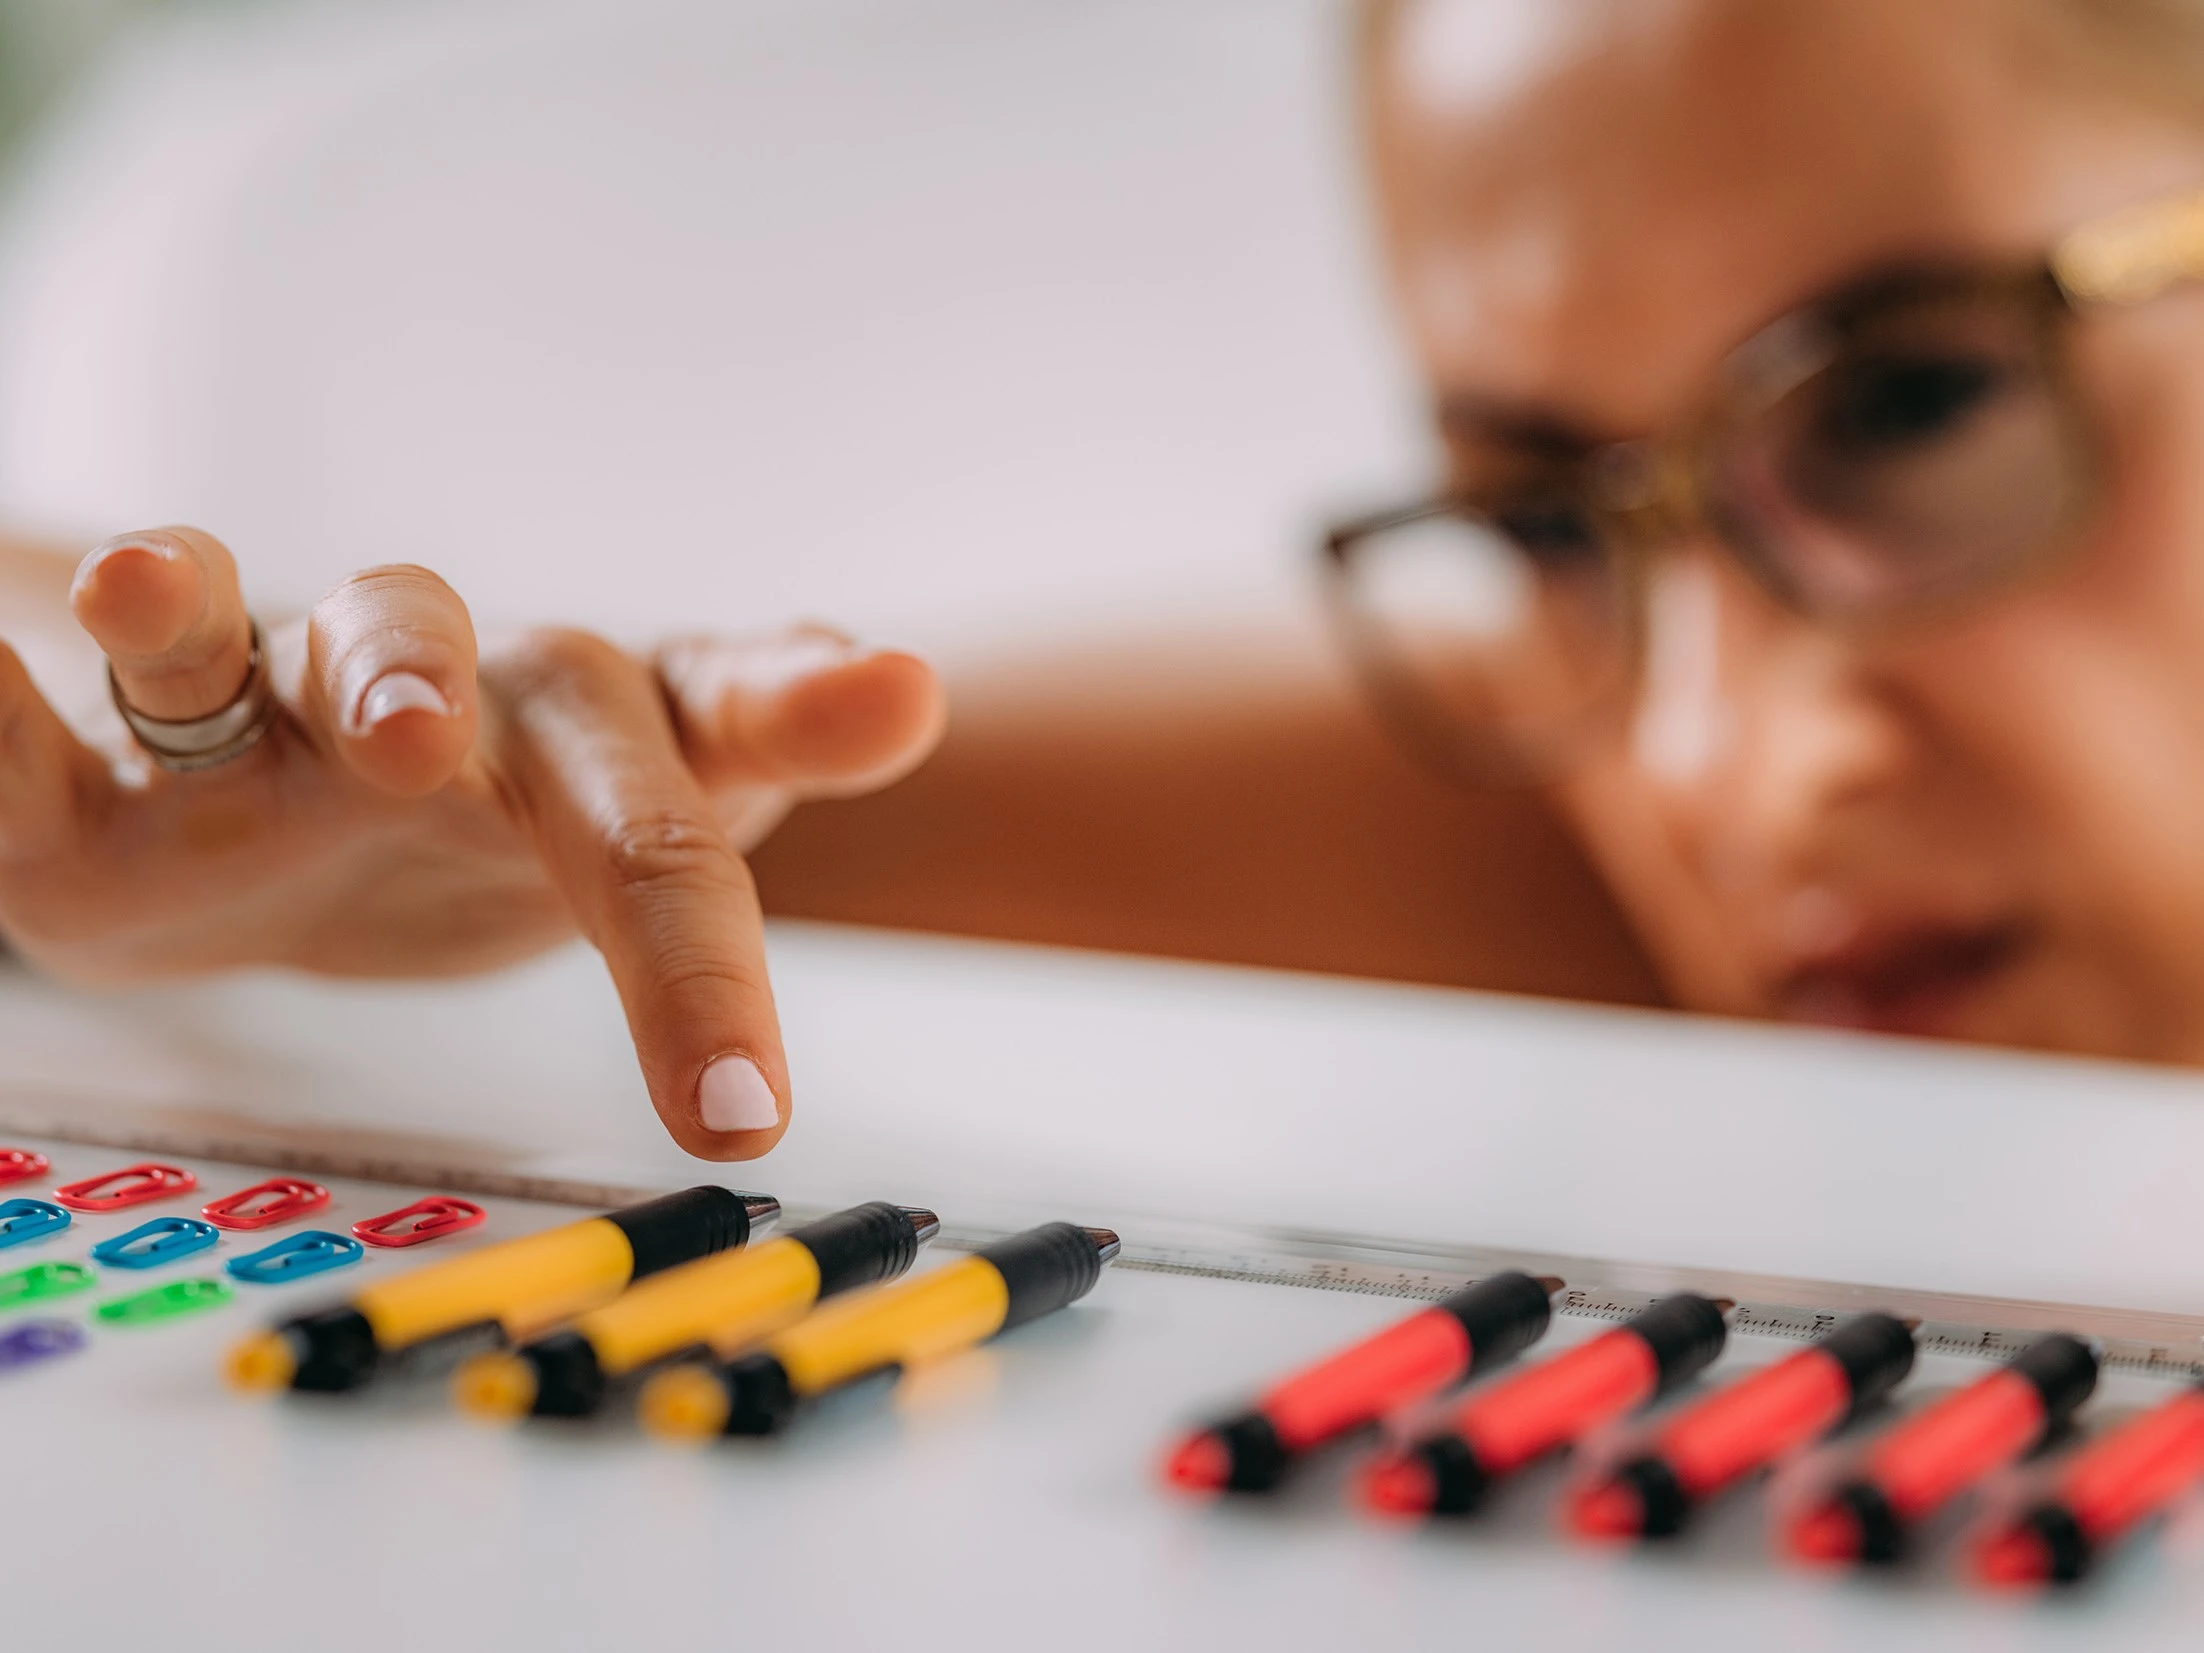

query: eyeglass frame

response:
[1318,186,2204,785]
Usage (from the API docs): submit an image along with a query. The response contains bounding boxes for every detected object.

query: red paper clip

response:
[201,1176,330,1231]
[52,1162,197,1213]
[351,1196,485,1248]
[0,1148,49,1187]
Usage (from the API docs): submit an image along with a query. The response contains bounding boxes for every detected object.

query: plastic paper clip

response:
[0,1318,84,1372]
[0,1260,95,1308]
[0,1148,49,1187]
[226,1230,364,1284]
[202,1176,330,1231]
[95,1277,233,1326]
[91,1216,221,1271]
[0,1198,69,1250]
[352,1196,486,1249]
[53,1162,197,1213]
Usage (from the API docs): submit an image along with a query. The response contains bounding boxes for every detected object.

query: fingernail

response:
[352,671,451,734]
[697,1054,781,1133]
[87,532,180,568]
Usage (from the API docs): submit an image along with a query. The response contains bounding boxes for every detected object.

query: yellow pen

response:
[453,1201,938,1420]
[639,1221,1118,1438]
[226,1185,775,1393]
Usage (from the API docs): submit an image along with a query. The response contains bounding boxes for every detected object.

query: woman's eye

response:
[1492,504,1602,567]
[1816,354,2007,454]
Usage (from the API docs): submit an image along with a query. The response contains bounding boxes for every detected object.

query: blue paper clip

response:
[0,1318,85,1372]
[225,1229,364,1285]
[0,1198,69,1250]
[90,1215,222,1271]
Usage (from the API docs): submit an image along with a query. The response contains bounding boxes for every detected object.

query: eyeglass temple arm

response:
[2052,188,2204,307]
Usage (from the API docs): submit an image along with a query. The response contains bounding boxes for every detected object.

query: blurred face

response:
[1369,0,2204,1061]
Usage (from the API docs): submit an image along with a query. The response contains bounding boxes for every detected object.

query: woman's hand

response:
[0,527,945,1159]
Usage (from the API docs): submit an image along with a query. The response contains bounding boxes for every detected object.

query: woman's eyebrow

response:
[1435,393,1612,458]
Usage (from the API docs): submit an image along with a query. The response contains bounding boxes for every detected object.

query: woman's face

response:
[1371,0,2204,1062]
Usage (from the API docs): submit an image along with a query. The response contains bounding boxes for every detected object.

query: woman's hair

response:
[1357,0,2204,119]
[2017,0,2204,113]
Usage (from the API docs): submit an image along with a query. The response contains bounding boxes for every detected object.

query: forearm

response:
[751,631,1665,1005]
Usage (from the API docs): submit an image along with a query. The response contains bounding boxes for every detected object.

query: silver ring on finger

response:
[108,619,281,772]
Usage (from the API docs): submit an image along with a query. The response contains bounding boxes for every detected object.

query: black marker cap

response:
[1626,1293,1730,1394]
[2013,1501,2094,1584]
[717,1352,798,1436]
[1438,1271,1558,1370]
[979,1222,1116,1333]
[790,1202,937,1297]
[608,1185,768,1281]
[279,1305,382,1393]
[519,1330,607,1418]
[1821,1313,1918,1422]
[1408,1432,1491,1515]
[2011,1333,2099,1425]
[1833,1479,1907,1565]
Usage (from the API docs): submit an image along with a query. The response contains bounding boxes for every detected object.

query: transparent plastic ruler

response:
[1076,1217,2204,1383]
[11,1098,2201,1383]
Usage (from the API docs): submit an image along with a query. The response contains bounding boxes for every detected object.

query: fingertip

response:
[337,669,475,796]
[69,534,207,657]
[675,1052,789,1161]
[764,648,946,790]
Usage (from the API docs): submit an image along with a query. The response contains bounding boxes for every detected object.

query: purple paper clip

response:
[0,1318,85,1373]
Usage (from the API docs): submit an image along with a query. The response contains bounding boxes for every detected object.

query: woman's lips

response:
[1775,919,2034,1037]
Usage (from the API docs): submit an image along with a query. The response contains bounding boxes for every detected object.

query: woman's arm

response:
[751,629,1664,1006]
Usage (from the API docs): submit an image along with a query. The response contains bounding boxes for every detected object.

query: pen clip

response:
[53,1163,197,1214]
[351,1197,486,1249]
[202,1177,330,1232]
[0,1148,49,1187]
[90,1216,222,1271]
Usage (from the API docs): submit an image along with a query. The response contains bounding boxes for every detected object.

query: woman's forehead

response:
[1368,0,2098,437]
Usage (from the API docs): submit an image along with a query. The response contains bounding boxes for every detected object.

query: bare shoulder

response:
[751,627,1664,1008]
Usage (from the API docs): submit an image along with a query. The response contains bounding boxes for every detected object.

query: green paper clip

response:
[0,1260,96,1309]
[96,1277,233,1326]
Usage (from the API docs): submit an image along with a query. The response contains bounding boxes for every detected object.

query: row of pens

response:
[2,1160,1116,1439]
[1161,1270,2204,1591]
[14,1155,2204,1591]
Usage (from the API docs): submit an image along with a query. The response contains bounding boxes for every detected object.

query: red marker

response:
[1163,1271,1560,1494]
[1360,1292,1729,1518]
[1568,1312,1916,1541]
[1783,1332,2098,1566]
[1974,1383,2204,1588]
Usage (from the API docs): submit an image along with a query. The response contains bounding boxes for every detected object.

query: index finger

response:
[489,628,790,1160]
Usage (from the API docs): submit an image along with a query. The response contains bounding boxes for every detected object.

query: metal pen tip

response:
[741,1192,782,1231]
[1082,1226,1122,1264]
[898,1206,942,1246]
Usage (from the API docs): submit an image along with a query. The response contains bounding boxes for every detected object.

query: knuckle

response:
[600,806,744,896]
[332,563,447,602]
[646,941,773,1005]
[503,626,631,696]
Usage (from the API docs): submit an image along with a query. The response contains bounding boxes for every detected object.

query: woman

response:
[10,0,2204,1157]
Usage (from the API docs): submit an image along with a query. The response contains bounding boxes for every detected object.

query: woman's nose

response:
[1628,550,1919,882]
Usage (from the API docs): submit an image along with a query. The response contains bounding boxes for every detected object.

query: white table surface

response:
[6,1131,2204,1653]
[9,927,2204,1647]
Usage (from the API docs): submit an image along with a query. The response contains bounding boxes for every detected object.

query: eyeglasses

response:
[1320,188,2204,783]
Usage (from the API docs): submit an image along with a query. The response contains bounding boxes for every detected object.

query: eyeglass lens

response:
[1332,284,2094,777]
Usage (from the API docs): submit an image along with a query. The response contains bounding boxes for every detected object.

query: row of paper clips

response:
[0,1149,494,1375]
